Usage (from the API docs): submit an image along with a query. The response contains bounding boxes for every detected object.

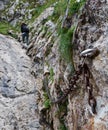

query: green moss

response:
[51,0,86,23]
[43,92,51,109]
[49,0,86,63]
[57,101,68,130]
[69,0,86,16]
[31,0,56,22]
[44,99,51,109]
[0,21,18,35]
[49,67,54,83]
[43,26,48,33]
[0,21,10,35]
[59,124,68,130]
[53,0,67,21]
[59,26,75,63]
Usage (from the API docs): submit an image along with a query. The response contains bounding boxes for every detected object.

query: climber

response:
[21,22,29,45]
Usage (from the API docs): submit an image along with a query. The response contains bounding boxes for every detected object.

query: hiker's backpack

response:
[23,24,29,33]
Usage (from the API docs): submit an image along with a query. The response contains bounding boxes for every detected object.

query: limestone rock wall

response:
[72,0,108,130]
[0,0,9,10]
[0,34,41,130]
[27,6,62,129]
[0,0,108,130]
[0,0,46,26]
[27,0,108,130]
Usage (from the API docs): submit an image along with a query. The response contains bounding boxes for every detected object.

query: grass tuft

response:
[59,26,75,63]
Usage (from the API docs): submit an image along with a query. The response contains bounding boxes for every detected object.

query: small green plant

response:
[31,0,56,21]
[0,21,10,35]
[43,92,51,109]
[59,124,68,130]
[59,26,75,63]
[49,67,54,83]
[52,0,86,23]
[57,100,68,130]
[44,99,51,109]
[69,0,86,16]
[50,0,86,62]
[56,0,86,63]
[53,0,67,22]
[0,21,19,36]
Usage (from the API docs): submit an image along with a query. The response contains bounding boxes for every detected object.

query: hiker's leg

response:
[25,33,29,45]
[22,33,24,43]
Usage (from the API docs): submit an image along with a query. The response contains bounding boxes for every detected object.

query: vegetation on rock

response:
[0,21,17,35]
[43,92,51,109]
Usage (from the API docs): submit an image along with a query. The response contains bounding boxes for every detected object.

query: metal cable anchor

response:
[80,47,99,58]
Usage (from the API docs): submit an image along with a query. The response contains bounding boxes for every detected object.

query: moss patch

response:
[49,67,55,83]
[57,101,68,130]
[43,92,51,109]
[0,21,18,36]
[31,0,56,21]
[59,26,75,63]
[0,21,11,35]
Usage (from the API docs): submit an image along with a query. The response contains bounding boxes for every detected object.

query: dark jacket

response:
[21,23,29,33]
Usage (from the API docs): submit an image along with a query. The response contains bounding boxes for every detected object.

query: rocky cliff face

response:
[72,0,108,129]
[0,0,9,10]
[0,0,108,130]
[0,0,46,26]
[27,0,108,130]
[0,34,40,130]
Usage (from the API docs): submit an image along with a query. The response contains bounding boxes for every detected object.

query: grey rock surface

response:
[0,34,41,130]
[0,0,9,10]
